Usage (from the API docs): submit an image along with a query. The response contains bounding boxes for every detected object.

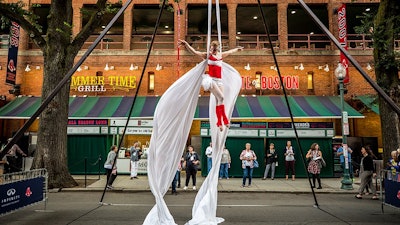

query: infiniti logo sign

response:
[7,188,16,196]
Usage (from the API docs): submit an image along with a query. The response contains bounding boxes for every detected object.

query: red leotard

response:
[208,55,222,79]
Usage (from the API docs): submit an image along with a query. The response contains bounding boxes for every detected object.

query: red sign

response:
[338,4,349,83]
[68,119,108,126]
[241,76,299,90]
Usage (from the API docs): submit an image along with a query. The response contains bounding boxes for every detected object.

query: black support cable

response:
[0,0,133,160]
[99,0,167,203]
[297,0,400,115]
[256,0,319,207]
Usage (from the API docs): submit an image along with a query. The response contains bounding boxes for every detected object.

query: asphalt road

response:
[3,191,399,225]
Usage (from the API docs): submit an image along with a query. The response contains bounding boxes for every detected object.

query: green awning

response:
[0,95,364,119]
[0,96,160,119]
[356,95,379,114]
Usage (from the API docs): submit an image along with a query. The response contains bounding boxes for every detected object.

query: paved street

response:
[2,175,399,224]
[2,191,398,225]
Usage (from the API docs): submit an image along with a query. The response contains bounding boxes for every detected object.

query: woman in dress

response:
[178,39,243,131]
[306,143,323,189]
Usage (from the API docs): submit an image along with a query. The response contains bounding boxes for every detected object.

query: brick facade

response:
[0,0,383,146]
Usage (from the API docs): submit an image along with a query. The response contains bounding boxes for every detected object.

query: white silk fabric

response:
[143,60,241,225]
[186,62,241,225]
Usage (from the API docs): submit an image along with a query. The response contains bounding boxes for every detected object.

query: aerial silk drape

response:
[143,61,207,225]
[144,0,241,224]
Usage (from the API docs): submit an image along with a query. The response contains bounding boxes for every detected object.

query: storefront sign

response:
[119,127,153,135]
[71,75,136,92]
[201,122,334,138]
[242,76,299,90]
[201,121,267,129]
[68,119,108,126]
[227,129,259,137]
[274,129,329,137]
[67,126,101,134]
[111,119,153,127]
[268,122,333,129]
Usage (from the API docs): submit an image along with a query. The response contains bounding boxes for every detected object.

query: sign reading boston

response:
[71,75,136,92]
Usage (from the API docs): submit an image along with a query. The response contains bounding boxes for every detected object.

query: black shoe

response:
[177,185,181,188]
[317,186,322,189]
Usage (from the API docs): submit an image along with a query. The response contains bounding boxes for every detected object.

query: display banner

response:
[337,4,349,83]
[384,179,400,208]
[0,177,45,215]
[5,21,21,85]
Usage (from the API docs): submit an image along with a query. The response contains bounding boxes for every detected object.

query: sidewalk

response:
[67,174,366,194]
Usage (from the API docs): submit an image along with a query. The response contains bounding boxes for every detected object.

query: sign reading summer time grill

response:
[71,75,136,92]
[242,76,299,90]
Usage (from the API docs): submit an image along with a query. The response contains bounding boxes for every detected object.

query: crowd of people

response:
[102,140,400,200]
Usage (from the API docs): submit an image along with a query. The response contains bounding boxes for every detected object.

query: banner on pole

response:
[5,21,21,86]
[337,4,349,84]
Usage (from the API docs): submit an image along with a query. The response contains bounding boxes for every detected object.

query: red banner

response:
[337,4,349,83]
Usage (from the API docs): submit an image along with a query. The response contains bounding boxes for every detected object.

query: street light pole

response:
[335,63,353,190]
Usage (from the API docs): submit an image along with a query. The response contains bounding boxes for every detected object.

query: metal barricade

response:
[0,168,48,216]
[379,169,400,213]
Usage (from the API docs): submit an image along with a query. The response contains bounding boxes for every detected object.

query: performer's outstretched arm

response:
[178,39,207,59]
[221,46,244,58]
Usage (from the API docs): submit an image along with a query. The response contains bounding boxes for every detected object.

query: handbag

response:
[253,160,259,168]
[112,168,117,175]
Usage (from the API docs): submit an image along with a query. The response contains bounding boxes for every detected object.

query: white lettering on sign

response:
[110,119,153,127]
[119,127,153,135]
[67,127,100,134]
[242,76,299,90]
[276,130,326,137]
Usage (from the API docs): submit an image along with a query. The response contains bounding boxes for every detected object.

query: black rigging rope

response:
[255,0,319,207]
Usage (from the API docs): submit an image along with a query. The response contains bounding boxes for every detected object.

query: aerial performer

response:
[143,0,242,224]
[178,39,243,131]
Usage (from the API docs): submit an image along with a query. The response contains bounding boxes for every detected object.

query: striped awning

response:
[0,96,160,119]
[195,95,363,119]
[0,95,363,119]
[356,95,379,114]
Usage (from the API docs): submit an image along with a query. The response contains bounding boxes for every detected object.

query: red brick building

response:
[0,0,387,176]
